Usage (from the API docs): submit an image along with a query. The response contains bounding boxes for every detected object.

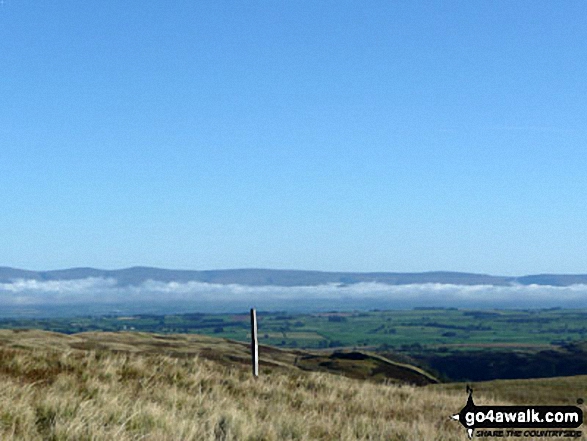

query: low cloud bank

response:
[0,278,586,312]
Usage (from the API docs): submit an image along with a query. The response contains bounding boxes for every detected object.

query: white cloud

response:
[0,278,585,310]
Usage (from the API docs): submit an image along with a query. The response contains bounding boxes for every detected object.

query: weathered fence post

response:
[250,308,259,377]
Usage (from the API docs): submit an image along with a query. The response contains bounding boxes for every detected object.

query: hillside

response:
[0,330,584,440]
[437,375,587,406]
[0,329,437,386]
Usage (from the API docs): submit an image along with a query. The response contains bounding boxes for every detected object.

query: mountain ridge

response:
[1,266,587,287]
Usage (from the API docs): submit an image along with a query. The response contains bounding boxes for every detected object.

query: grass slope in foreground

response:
[0,330,584,441]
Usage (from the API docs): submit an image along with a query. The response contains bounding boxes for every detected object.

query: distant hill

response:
[1,266,587,287]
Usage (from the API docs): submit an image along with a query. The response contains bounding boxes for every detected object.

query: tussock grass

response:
[437,375,587,405]
[0,331,584,440]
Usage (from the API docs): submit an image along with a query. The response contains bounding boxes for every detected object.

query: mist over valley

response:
[1,267,586,317]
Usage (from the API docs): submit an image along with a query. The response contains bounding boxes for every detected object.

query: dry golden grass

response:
[437,375,587,405]
[0,330,584,440]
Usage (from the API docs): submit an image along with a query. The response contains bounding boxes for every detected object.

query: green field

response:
[3,308,586,349]
[2,308,587,382]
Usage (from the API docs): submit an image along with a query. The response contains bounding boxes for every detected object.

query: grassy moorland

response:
[437,375,587,406]
[0,330,585,440]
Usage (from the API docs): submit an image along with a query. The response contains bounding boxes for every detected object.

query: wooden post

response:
[250,308,258,377]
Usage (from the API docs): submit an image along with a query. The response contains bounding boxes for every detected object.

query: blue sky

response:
[1,1,586,275]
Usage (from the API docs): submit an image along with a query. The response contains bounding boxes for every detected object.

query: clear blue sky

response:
[1,1,586,275]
